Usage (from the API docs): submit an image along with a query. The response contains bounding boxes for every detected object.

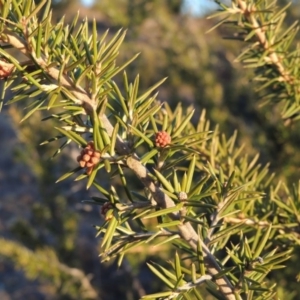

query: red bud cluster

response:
[155,131,171,148]
[101,202,113,221]
[0,60,14,79]
[77,141,101,175]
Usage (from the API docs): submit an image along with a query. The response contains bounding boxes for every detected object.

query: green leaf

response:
[135,93,157,117]
[153,169,174,193]
[26,0,47,20]
[208,222,247,246]
[154,234,180,247]
[130,125,153,147]
[117,164,134,202]
[218,183,254,218]
[128,74,139,111]
[192,288,204,300]
[214,266,236,279]
[86,165,98,189]
[136,77,168,103]
[206,284,226,300]
[253,225,272,258]
[141,291,173,299]
[191,263,197,284]
[55,127,87,146]
[0,81,10,111]
[188,175,210,198]
[20,99,46,122]
[35,24,43,58]
[111,80,129,117]
[99,53,140,86]
[143,203,184,219]
[48,87,61,109]
[51,139,72,158]
[93,181,110,196]
[173,170,180,192]
[136,102,163,126]
[185,200,217,209]
[132,208,153,220]
[98,117,111,146]
[146,263,175,289]
[172,109,195,138]
[56,166,82,183]
[92,109,104,150]
[150,115,158,133]
[190,186,218,199]
[181,172,188,193]
[117,240,146,257]
[172,131,212,144]
[40,135,64,146]
[99,29,126,63]
[101,216,118,251]
[197,228,205,276]
[141,149,159,164]
[156,220,182,228]
[182,292,193,300]
[75,65,93,86]
[174,251,182,283]
[186,155,196,193]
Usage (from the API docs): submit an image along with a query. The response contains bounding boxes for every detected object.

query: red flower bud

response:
[91,156,100,164]
[0,60,14,79]
[82,154,91,162]
[79,160,86,168]
[86,161,94,168]
[155,131,171,148]
[78,141,101,174]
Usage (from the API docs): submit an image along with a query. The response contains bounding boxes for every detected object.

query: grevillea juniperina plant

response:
[0,0,300,299]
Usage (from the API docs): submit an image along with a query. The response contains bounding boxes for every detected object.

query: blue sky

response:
[80,0,218,16]
[182,0,218,15]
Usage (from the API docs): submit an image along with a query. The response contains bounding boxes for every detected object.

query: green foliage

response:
[0,0,300,299]
[209,0,300,120]
[0,238,97,299]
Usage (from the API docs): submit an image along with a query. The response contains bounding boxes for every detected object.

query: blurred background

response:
[0,0,300,299]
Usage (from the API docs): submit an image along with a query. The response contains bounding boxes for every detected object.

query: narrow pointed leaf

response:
[20,100,45,122]
[86,167,98,189]
[101,216,118,251]
[186,155,196,193]
[153,169,174,193]
[130,125,153,147]
[56,166,82,183]
[141,149,159,164]
[253,225,272,258]
[174,251,182,282]
[143,203,184,219]
[172,109,195,138]
[55,127,87,146]
[146,263,174,289]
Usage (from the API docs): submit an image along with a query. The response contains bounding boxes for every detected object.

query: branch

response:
[2,30,97,113]
[236,0,294,84]
[2,28,238,300]
[225,216,300,240]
